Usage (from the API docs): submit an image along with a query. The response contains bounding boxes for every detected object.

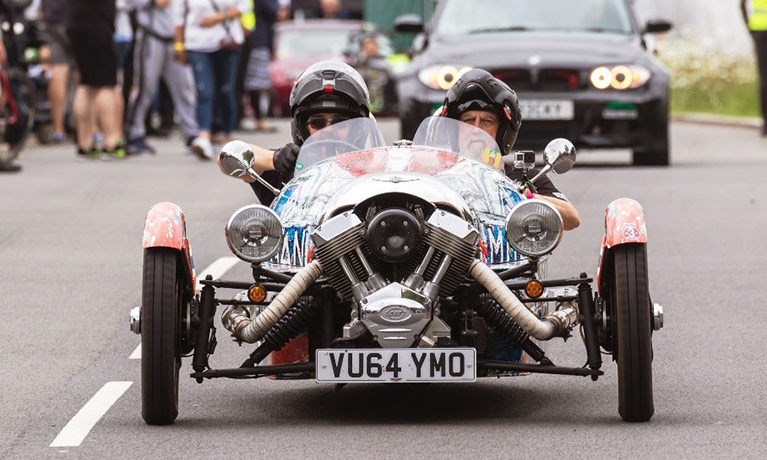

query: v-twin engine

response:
[311,208,479,347]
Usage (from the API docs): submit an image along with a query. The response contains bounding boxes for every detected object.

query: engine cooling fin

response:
[474,293,529,348]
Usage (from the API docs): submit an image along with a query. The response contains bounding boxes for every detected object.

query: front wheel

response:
[141,248,184,425]
[609,243,654,422]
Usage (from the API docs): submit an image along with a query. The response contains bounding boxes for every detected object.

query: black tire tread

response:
[141,247,181,425]
[613,243,654,422]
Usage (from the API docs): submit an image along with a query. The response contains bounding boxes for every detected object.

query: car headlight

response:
[590,65,651,90]
[505,199,563,258]
[418,65,472,90]
[225,205,284,263]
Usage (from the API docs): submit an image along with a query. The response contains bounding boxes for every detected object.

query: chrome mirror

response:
[219,140,255,178]
[219,140,280,196]
[543,138,576,174]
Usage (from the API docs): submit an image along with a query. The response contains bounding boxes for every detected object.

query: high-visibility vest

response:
[748,0,767,31]
[241,0,256,32]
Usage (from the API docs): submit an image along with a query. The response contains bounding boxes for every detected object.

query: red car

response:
[270,20,393,116]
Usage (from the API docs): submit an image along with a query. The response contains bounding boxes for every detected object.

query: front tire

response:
[610,243,654,422]
[141,248,184,425]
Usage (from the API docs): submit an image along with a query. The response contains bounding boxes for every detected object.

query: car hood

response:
[426,32,645,68]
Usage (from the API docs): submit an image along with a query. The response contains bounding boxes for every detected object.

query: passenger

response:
[220,60,373,205]
[439,68,580,230]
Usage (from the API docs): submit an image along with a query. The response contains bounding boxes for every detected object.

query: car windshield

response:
[276,29,354,60]
[435,0,633,36]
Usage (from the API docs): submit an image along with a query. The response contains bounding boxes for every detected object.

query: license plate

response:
[520,99,574,120]
[315,348,476,383]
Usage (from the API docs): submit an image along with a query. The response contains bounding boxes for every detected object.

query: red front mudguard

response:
[596,198,647,293]
[142,202,196,291]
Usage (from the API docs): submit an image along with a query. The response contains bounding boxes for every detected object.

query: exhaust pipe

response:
[468,260,577,340]
[223,260,323,343]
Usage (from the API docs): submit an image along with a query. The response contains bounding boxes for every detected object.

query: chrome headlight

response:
[589,65,651,90]
[505,199,563,258]
[418,65,472,90]
[225,205,283,263]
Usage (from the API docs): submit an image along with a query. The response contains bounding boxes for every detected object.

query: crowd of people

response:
[0,0,355,172]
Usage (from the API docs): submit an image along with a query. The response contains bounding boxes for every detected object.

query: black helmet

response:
[441,68,522,155]
[289,60,371,146]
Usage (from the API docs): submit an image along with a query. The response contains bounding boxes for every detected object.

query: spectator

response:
[244,0,279,133]
[125,0,199,155]
[741,0,767,137]
[67,0,125,158]
[40,0,71,143]
[320,0,349,19]
[0,0,23,172]
[173,0,250,160]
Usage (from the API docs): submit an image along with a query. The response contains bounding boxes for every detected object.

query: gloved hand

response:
[272,143,300,180]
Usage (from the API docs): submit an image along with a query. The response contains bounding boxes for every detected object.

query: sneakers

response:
[104,140,127,159]
[190,136,215,160]
[0,160,22,172]
[77,146,102,159]
[126,137,156,155]
[77,140,126,160]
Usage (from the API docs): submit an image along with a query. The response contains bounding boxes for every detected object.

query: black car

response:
[395,0,672,165]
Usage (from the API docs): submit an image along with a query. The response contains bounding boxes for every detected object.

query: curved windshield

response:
[413,117,504,170]
[294,117,386,174]
[435,0,633,36]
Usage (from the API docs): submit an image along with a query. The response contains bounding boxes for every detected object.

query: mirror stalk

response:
[248,167,281,196]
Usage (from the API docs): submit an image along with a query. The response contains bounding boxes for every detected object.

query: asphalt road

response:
[1,119,766,459]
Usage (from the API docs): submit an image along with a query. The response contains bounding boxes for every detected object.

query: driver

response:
[220,60,373,204]
[439,68,580,230]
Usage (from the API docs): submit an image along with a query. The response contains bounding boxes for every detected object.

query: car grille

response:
[493,68,582,92]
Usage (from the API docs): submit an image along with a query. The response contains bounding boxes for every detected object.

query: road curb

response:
[672,113,763,129]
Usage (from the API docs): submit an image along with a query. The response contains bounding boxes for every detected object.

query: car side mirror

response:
[644,19,672,34]
[543,138,576,174]
[219,140,281,196]
[393,14,424,34]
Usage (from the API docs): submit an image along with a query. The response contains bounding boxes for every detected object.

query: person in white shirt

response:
[173,0,250,159]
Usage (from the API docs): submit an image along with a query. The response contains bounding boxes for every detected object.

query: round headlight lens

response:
[505,199,563,258]
[225,205,283,263]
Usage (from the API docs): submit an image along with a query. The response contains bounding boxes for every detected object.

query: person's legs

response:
[186,51,216,159]
[211,48,240,140]
[161,44,199,141]
[186,51,215,137]
[126,31,163,144]
[244,47,274,131]
[95,87,123,150]
[752,31,767,135]
[48,64,69,138]
[45,25,73,140]
[72,85,97,151]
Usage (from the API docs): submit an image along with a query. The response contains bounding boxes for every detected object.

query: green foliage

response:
[658,41,761,117]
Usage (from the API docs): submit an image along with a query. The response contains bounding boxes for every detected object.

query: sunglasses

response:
[307,115,350,130]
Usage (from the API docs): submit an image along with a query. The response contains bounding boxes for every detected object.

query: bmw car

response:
[395,0,673,165]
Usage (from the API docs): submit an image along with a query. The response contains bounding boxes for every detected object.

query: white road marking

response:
[50,381,133,448]
[128,344,141,360]
[129,257,240,360]
[196,256,240,289]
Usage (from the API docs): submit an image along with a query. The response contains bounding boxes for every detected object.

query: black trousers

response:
[753,31,767,129]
